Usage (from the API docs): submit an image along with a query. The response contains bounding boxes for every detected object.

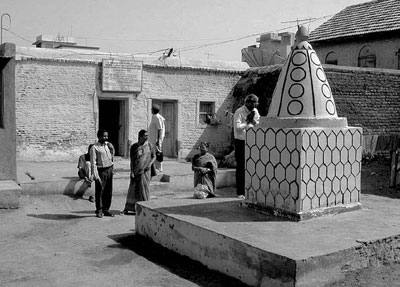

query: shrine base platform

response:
[136,194,400,286]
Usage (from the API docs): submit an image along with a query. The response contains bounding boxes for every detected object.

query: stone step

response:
[19,169,236,196]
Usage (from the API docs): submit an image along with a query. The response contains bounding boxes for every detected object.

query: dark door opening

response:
[99,99,125,156]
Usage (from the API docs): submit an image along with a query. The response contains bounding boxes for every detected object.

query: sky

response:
[1,0,369,62]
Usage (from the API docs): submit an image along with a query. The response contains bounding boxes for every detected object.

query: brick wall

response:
[142,66,239,159]
[16,58,98,161]
[15,52,242,161]
[325,65,400,135]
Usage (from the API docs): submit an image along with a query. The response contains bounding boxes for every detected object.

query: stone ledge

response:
[0,180,21,209]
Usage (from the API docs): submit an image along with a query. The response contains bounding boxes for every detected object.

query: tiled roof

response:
[309,0,400,42]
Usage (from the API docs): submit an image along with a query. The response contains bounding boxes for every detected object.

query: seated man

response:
[78,144,94,187]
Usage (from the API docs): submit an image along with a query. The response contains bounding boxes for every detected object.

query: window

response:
[358,45,376,68]
[325,52,338,65]
[199,101,215,124]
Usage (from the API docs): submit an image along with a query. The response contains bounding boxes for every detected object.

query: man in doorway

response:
[90,129,115,218]
[233,94,260,200]
[149,104,165,173]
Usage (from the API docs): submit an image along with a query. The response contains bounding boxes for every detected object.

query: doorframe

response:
[97,95,131,158]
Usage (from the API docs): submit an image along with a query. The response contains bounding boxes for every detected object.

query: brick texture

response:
[15,57,241,161]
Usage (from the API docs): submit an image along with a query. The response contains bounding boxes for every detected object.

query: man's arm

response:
[155,117,164,147]
[234,109,247,132]
[156,129,162,147]
[106,142,115,161]
[90,146,100,180]
[254,108,260,125]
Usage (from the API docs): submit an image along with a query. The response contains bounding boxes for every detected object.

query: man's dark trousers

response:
[95,166,113,214]
[235,139,245,196]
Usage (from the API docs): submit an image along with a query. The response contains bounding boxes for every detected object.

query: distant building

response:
[33,34,100,51]
[309,0,400,69]
[241,32,294,67]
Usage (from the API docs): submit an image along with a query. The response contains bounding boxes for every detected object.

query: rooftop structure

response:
[242,31,295,67]
[33,34,99,51]
[309,0,400,43]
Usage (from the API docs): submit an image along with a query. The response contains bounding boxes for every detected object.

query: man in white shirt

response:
[233,94,260,199]
[148,104,165,173]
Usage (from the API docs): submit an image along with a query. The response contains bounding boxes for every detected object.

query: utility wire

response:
[3,28,32,44]
[176,14,333,53]
[3,13,333,58]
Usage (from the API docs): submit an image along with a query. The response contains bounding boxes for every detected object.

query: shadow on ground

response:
[109,233,250,287]
[26,213,93,220]
[361,157,400,199]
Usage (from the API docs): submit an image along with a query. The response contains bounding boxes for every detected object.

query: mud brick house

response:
[14,47,248,161]
[309,0,400,69]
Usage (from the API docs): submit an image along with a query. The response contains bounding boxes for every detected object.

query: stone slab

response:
[17,159,235,196]
[136,194,400,286]
[0,180,21,209]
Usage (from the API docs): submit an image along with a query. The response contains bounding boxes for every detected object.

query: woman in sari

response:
[192,142,218,197]
[121,129,155,215]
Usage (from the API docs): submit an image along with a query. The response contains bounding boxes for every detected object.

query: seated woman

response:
[191,142,218,197]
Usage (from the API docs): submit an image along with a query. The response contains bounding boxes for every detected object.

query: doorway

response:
[99,99,126,156]
[152,100,177,158]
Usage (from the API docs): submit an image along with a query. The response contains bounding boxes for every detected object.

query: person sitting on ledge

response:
[192,142,218,198]
[77,144,95,202]
[78,144,94,187]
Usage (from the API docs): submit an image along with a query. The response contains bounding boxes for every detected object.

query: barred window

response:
[199,101,215,124]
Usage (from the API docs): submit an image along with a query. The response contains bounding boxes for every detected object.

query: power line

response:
[3,28,32,44]
[2,13,333,59]
[175,14,333,54]
[72,35,234,42]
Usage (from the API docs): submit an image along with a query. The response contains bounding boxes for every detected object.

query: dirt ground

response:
[0,187,249,287]
[329,157,400,287]
[1,159,400,287]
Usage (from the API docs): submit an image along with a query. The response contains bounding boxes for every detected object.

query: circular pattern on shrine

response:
[326,100,336,115]
[287,100,303,115]
[290,67,306,82]
[289,83,304,98]
[292,51,307,66]
[321,84,331,98]
[310,52,320,66]
[316,68,326,82]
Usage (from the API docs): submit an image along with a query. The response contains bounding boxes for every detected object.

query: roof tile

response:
[309,0,400,42]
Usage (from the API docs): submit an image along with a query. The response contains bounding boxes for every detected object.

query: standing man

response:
[149,104,165,173]
[121,129,156,215]
[90,129,115,218]
[233,94,260,200]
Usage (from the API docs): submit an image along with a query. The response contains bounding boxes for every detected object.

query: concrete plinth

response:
[245,126,363,220]
[136,196,400,286]
[0,180,21,209]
